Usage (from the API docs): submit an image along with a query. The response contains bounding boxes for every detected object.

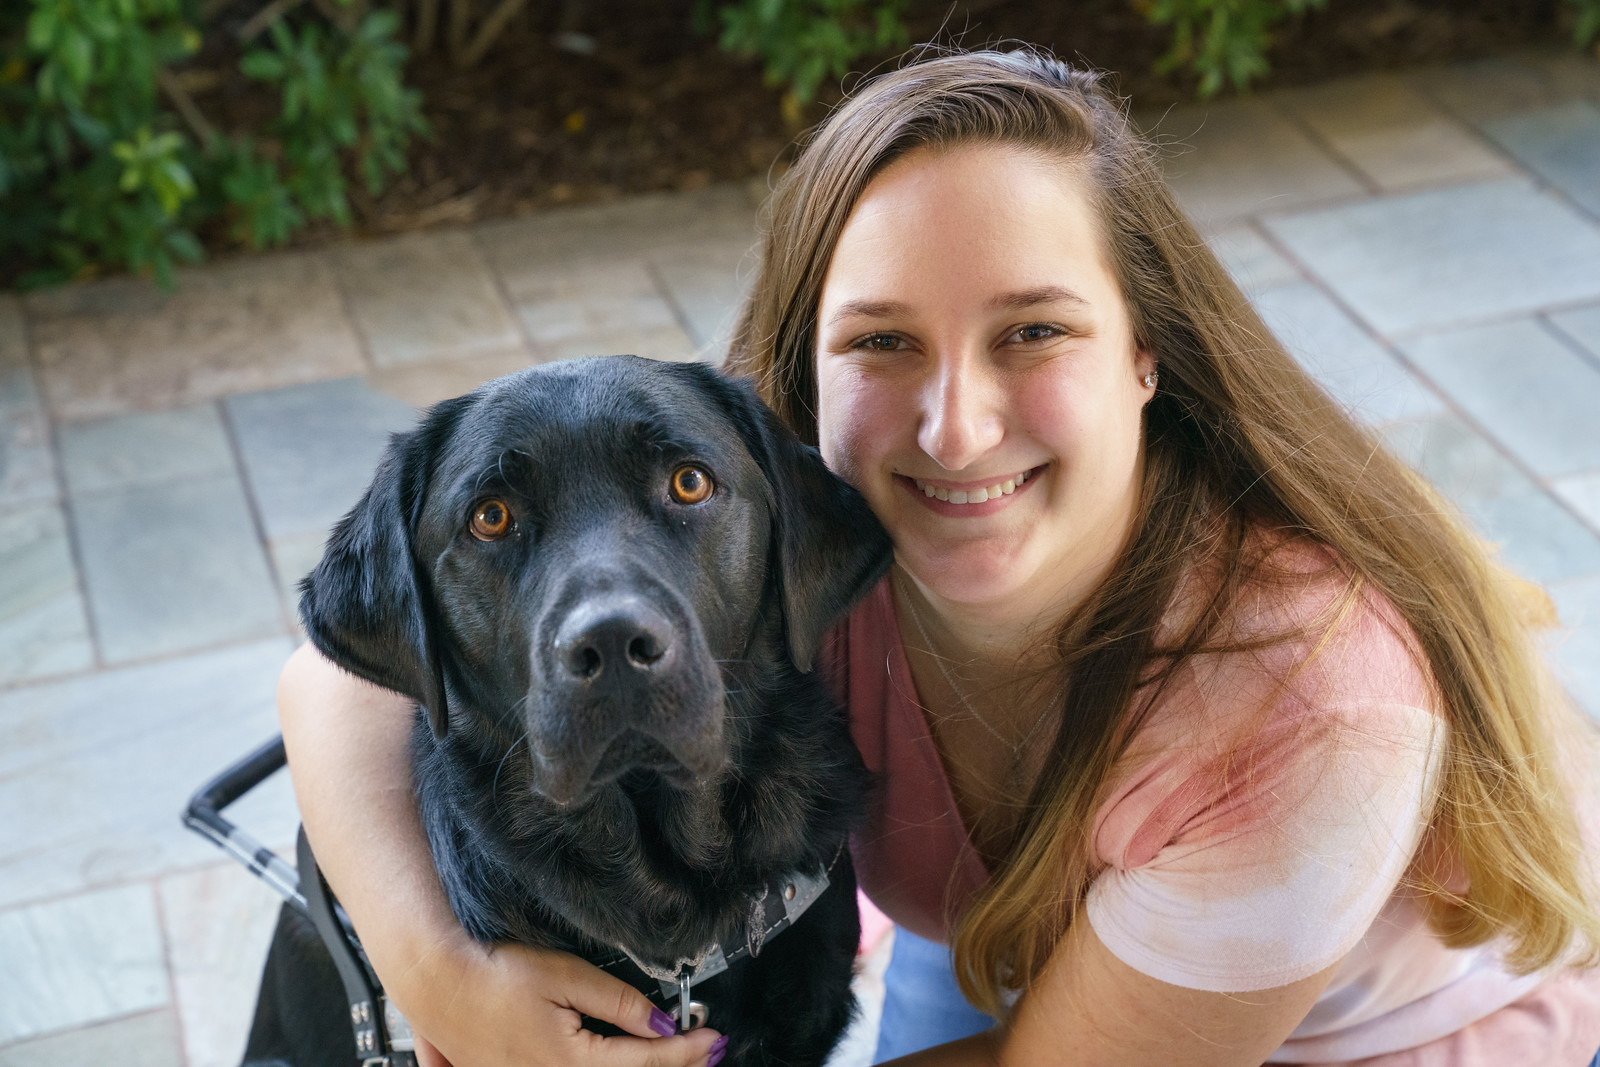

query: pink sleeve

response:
[1085,698,1446,993]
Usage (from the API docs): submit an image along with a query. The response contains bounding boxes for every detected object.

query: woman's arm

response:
[276,642,725,1067]
[887,918,1334,1067]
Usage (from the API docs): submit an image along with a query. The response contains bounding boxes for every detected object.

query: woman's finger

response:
[548,953,683,1040]
[582,1029,727,1067]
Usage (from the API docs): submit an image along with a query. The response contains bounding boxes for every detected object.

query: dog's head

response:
[300,356,891,806]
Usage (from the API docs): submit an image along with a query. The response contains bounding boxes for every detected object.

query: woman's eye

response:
[855,333,902,352]
[469,499,514,541]
[1010,324,1061,344]
[669,465,715,505]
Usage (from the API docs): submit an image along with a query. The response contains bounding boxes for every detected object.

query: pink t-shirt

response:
[828,554,1600,1066]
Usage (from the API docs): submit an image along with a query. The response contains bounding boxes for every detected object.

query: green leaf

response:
[1575,0,1600,45]
[152,247,176,291]
[165,227,203,263]
[240,50,285,80]
[26,7,59,54]
[58,29,94,88]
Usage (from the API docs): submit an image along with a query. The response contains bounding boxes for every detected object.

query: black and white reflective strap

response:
[613,851,838,1030]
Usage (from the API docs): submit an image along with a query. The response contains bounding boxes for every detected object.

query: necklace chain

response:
[897,576,1055,797]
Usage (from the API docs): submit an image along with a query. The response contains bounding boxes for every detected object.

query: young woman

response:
[276,48,1600,1067]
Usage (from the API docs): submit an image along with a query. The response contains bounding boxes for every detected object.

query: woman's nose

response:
[917,356,1003,472]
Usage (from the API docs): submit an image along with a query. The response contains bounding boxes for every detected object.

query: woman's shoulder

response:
[1097,533,1449,876]
[1168,528,1439,714]
[1128,530,1444,784]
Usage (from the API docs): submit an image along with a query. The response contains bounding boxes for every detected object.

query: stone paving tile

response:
[0,883,168,1045]
[1141,98,1365,228]
[226,377,418,541]
[333,229,523,367]
[1399,318,1600,479]
[494,256,698,362]
[1264,178,1600,337]
[0,638,297,911]
[1206,225,1302,295]
[159,862,285,1067]
[1280,73,1512,191]
[24,252,367,420]
[1413,55,1575,123]
[365,345,543,408]
[1253,282,1445,424]
[0,1009,183,1067]
[71,473,284,663]
[268,529,327,629]
[0,294,57,510]
[1550,302,1600,361]
[474,184,758,270]
[0,503,94,686]
[541,323,698,363]
[1518,51,1600,104]
[648,238,758,354]
[1554,471,1600,532]
[1381,414,1600,585]
[1549,573,1600,721]
[1477,100,1600,217]
[56,403,234,495]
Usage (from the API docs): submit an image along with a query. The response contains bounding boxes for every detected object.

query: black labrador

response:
[244,355,893,1067]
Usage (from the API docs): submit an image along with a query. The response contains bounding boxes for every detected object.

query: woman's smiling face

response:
[815,143,1155,617]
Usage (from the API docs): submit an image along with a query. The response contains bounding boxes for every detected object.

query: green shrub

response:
[714,0,908,113]
[1573,0,1600,47]
[2,0,205,287]
[5,0,1597,291]
[1144,0,1328,97]
[236,11,427,233]
[0,0,426,290]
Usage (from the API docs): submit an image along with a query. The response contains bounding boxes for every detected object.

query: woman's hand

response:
[276,642,725,1067]
[394,933,724,1067]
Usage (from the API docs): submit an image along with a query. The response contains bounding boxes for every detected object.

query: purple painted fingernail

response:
[649,1007,676,1037]
[708,1034,730,1067]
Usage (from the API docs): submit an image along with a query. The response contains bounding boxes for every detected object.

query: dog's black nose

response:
[554,597,674,682]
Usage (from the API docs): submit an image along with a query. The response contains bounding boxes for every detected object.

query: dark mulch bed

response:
[104,1,1600,261]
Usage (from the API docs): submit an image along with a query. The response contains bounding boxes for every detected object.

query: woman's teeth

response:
[913,469,1031,504]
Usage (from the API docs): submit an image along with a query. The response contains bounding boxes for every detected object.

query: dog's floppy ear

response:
[697,369,893,671]
[299,400,466,739]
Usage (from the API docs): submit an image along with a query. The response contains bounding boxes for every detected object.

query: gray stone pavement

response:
[2,48,1600,1066]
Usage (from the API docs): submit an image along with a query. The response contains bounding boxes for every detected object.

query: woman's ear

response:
[1136,348,1159,400]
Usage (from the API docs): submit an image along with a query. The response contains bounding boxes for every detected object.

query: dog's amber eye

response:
[669,465,714,505]
[469,499,513,541]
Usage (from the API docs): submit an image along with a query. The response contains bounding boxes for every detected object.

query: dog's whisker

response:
[491,731,529,802]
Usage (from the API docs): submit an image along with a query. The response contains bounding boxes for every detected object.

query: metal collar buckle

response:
[616,855,836,1031]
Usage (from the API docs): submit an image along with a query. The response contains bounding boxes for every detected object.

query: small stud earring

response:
[1142,371,1159,389]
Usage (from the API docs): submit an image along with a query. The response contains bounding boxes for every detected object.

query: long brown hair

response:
[725,47,1599,1014]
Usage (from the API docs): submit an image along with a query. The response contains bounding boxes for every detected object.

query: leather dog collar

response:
[598,844,845,1030]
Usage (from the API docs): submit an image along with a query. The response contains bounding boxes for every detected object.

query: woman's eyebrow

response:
[986,285,1090,311]
[825,298,910,326]
[825,286,1089,327]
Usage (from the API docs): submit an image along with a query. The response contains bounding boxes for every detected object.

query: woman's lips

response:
[895,465,1045,517]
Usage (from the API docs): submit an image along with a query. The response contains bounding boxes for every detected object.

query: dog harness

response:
[599,844,843,1030]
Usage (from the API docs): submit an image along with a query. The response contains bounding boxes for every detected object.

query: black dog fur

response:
[243,356,893,1067]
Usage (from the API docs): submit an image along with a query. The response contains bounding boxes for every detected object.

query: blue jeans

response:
[871,927,1600,1067]
[872,927,995,1063]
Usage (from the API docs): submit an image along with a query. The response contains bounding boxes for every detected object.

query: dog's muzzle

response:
[529,591,725,804]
